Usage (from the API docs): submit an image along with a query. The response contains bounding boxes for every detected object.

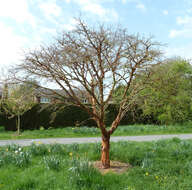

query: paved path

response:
[0,134,192,146]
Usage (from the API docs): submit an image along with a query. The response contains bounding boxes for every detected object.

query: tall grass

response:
[0,138,192,189]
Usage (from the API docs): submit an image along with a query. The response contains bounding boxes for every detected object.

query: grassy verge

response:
[0,124,192,140]
[0,138,191,189]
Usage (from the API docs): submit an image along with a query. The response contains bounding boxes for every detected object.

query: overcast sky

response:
[0,0,192,70]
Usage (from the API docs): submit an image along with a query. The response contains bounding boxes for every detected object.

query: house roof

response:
[35,88,66,98]
[35,87,89,100]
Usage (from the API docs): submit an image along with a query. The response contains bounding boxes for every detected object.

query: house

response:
[34,88,57,104]
[0,84,90,104]
[34,87,90,104]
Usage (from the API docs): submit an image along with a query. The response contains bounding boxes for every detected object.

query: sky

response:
[0,0,192,70]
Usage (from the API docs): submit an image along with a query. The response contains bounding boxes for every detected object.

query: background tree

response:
[0,82,36,135]
[19,19,162,168]
[137,58,192,124]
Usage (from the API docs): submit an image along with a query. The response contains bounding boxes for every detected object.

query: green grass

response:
[0,138,192,189]
[0,124,192,140]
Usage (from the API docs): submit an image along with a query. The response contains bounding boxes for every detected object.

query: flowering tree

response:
[1,83,35,135]
[20,19,162,168]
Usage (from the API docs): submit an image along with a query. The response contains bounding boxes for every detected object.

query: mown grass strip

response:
[0,124,192,140]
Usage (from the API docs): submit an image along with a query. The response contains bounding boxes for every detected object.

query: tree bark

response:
[101,134,110,169]
[17,115,20,135]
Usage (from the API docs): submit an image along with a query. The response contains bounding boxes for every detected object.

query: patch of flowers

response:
[0,144,31,168]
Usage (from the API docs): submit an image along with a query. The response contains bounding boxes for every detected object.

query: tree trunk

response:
[101,135,110,169]
[17,115,20,135]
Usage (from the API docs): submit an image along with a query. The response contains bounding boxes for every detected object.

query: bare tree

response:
[19,19,162,168]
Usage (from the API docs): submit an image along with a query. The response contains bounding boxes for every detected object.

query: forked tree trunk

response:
[101,135,110,169]
[100,116,121,169]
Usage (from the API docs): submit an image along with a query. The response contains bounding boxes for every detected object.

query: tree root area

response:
[93,160,132,174]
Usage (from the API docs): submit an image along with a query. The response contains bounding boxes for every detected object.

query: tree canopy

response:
[0,82,36,134]
[137,58,192,124]
[19,19,163,168]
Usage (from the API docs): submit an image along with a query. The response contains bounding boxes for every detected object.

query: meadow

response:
[0,124,192,140]
[0,138,192,190]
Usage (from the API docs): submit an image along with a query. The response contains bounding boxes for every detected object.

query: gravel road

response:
[0,134,192,146]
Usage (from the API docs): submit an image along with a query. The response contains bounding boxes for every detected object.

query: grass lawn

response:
[0,138,192,189]
[0,124,192,140]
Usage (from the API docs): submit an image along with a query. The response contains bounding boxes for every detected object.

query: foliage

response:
[49,143,66,155]
[112,58,192,124]
[29,143,48,156]
[0,83,36,134]
[1,84,35,117]
[136,58,192,124]
[68,158,100,189]
[50,104,96,127]
[121,58,192,124]
[1,103,154,131]
[0,126,5,131]
[43,155,62,171]
[0,145,31,168]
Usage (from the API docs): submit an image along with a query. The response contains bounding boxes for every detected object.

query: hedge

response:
[0,103,156,131]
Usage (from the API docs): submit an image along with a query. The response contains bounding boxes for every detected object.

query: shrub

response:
[0,151,13,167]
[68,158,100,189]
[51,104,96,127]
[71,143,79,152]
[184,161,192,175]
[0,126,5,131]
[5,144,21,152]
[49,143,66,155]
[0,146,31,168]
[2,103,151,131]
[39,126,45,130]
[14,151,31,167]
[43,155,62,171]
[29,143,48,156]
[141,158,153,169]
